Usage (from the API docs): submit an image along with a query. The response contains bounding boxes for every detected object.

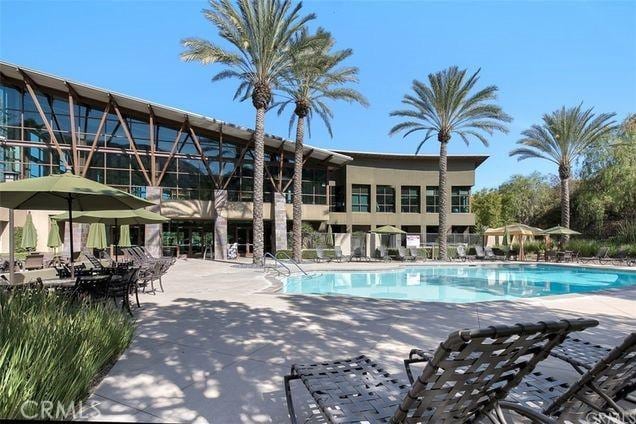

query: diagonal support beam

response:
[19,70,68,169]
[111,96,152,186]
[221,144,249,190]
[82,102,111,177]
[65,83,80,174]
[187,119,219,188]
[282,148,315,193]
[157,121,186,186]
[148,105,156,186]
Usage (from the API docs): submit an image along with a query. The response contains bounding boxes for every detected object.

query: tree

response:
[275,29,368,261]
[471,188,503,232]
[498,173,556,225]
[181,0,316,264]
[389,67,511,259]
[510,105,616,232]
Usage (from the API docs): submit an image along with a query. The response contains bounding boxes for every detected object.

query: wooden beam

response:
[187,120,218,188]
[65,84,79,174]
[218,123,224,187]
[111,97,152,186]
[82,102,110,177]
[221,144,249,190]
[148,105,156,186]
[282,148,315,193]
[277,142,285,192]
[263,162,279,194]
[20,70,68,168]
[157,121,186,185]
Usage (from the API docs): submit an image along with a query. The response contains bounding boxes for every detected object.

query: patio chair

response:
[475,245,486,260]
[378,245,392,262]
[485,246,505,260]
[23,253,44,270]
[285,318,598,424]
[409,247,425,261]
[333,246,349,262]
[455,244,468,262]
[397,246,415,261]
[104,267,139,316]
[350,246,368,262]
[505,332,636,423]
[578,246,610,264]
[315,246,331,263]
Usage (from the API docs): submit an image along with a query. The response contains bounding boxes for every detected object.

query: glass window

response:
[329,185,346,212]
[426,186,439,213]
[451,186,471,213]
[401,186,420,213]
[351,184,370,212]
[376,185,395,212]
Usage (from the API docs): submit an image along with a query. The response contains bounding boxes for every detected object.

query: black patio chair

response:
[104,267,139,316]
[285,319,598,423]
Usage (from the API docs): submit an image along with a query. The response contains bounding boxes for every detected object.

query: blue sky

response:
[1,0,635,189]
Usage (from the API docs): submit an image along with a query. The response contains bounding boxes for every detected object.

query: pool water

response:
[283,264,636,303]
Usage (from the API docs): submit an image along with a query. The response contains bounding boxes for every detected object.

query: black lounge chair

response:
[284,319,598,423]
[578,246,610,264]
[333,246,349,262]
[398,246,415,261]
[505,332,636,423]
[350,246,369,262]
[378,246,392,262]
[315,247,331,263]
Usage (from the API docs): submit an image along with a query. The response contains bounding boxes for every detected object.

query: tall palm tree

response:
[510,105,616,231]
[275,29,368,262]
[180,0,316,264]
[389,67,511,260]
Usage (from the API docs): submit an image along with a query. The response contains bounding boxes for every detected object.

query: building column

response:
[273,191,288,252]
[214,189,228,260]
[144,186,162,257]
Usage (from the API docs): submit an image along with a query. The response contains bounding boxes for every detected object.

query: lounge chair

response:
[485,246,505,260]
[505,332,636,423]
[315,247,331,263]
[284,319,598,424]
[333,246,349,262]
[350,246,368,262]
[578,246,610,264]
[398,246,415,261]
[378,246,392,262]
[409,247,424,261]
[455,244,468,262]
[475,245,486,260]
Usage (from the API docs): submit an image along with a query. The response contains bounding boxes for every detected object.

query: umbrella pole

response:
[9,209,15,284]
[115,218,118,264]
[68,196,75,279]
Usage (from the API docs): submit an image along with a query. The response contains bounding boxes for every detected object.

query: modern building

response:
[0,62,487,258]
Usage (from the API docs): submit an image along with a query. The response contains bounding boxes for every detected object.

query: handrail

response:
[273,251,309,276]
[263,252,291,276]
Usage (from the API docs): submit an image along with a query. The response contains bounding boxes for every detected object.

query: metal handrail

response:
[273,251,309,276]
[263,252,291,276]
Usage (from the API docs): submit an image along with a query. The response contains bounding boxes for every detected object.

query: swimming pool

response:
[283,264,636,303]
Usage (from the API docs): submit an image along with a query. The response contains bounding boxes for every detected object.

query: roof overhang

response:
[0,61,352,167]
[334,150,489,168]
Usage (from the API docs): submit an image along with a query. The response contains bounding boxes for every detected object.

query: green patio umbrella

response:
[118,225,132,247]
[0,172,154,281]
[371,225,406,234]
[544,226,581,236]
[20,212,37,250]
[47,218,63,253]
[86,223,108,250]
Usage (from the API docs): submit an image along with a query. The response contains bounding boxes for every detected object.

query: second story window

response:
[351,184,370,212]
[329,185,346,212]
[401,186,420,213]
[426,186,439,213]
[451,186,471,213]
[376,185,395,212]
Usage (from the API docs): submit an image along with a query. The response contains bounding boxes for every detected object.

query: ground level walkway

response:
[86,259,636,423]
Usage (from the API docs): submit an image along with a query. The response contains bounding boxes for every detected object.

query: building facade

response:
[0,62,486,258]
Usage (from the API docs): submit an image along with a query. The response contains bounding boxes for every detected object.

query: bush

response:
[566,239,599,257]
[0,290,135,419]
[523,240,544,254]
[614,221,636,244]
[275,249,335,260]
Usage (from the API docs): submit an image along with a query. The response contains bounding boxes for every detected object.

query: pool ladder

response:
[264,252,309,276]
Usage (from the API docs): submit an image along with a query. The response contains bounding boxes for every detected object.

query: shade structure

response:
[86,223,108,250]
[20,212,38,250]
[47,219,63,250]
[51,208,168,225]
[544,226,581,236]
[372,225,406,234]
[118,225,132,247]
[484,223,544,237]
[0,172,154,281]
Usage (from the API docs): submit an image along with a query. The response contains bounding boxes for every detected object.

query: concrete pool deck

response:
[86,259,636,423]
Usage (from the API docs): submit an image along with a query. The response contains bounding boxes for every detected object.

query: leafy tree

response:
[275,29,368,261]
[498,173,556,225]
[389,67,511,259]
[180,0,316,264]
[471,189,503,232]
[510,105,617,231]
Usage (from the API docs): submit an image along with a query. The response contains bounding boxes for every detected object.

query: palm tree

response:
[180,0,316,264]
[389,67,511,260]
[275,29,368,262]
[510,105,616,231]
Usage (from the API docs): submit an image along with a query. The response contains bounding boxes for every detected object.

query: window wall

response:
[451,186,470,213]
[426,186,439,213]
[401,186,420,213]
[376,185,395,212]
[351,184,370,212]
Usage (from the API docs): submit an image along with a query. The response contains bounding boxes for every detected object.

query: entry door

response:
[236,226,253,257]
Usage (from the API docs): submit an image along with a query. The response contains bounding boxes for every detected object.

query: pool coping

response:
[261,260,636,304]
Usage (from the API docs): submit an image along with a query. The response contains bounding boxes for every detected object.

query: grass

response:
[0,289,135,420]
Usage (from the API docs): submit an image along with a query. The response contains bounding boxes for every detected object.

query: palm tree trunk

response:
[292,116,304,262]
[252,107,266,264]
[560,176,570,245]
[438,141,449,260]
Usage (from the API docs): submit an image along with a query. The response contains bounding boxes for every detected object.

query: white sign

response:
[406,235,420,248]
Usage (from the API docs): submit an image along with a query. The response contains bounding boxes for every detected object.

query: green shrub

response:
[275,249,335,260]
[0,290,135,419]
[523,240,543,254]
[566,239,599,256]
[614,221,636,244]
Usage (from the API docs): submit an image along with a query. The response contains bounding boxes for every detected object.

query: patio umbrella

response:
[118,225,132,247]
[86,223,108,250]
[371,225,406,234]
[47,219,63,254]
[543,226,581,236]
[20,212,37,250]
[0,172,154,281]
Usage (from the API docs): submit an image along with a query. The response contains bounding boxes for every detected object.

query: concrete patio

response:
[85,259,636,423]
